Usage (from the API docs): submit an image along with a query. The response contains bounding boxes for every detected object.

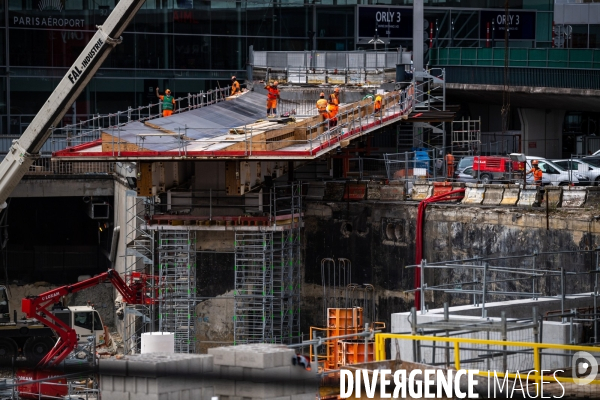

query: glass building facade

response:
[0,0,553,135]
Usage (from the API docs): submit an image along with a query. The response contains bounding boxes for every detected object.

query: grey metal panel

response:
[348,53,363,70]
[314,52,326,68]
[117,92,269,151]
[254,51,267,67]
[287,52,307,68]
[590,4,600,25]
[554,3,565,24]
[267,52,288,68]
[563,4,589,24]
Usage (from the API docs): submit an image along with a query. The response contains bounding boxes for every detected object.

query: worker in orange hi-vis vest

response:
[374,94,382,114]
[316,92,329,119]
[445,152,455,180]
[264,81,280,118]
[527,160,543,185]
[326,88,340,128]
[231,76,240,96]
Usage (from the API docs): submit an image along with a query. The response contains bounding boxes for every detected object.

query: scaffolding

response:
[123,191,155,354]
[451,117,481,156]
[233,182,302,345]
[158,230,197,353]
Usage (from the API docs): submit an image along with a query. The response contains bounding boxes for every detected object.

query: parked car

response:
[524,157,582,186]
[455,156,474,177]
[552,159,600,185]
[457,166,551,186]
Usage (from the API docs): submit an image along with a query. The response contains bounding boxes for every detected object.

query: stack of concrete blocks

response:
[100,352,215,400]
[208,344,318,400]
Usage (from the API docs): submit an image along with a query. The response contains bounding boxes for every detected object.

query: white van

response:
[525,156,581,186]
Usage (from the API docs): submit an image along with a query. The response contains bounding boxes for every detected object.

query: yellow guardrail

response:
[375,333,600,386]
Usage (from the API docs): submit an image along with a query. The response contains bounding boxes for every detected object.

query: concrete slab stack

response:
[462,183,485,205]
[562,187,587,207]
[208,344,318,400]
[366,181,383,200]
[482,184,504,206]
[100,345,319,400]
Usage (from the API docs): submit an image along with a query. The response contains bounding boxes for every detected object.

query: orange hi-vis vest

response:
[329,93,339,106]
[530,168,543,181]
[316,98,328,112]
[266,86,279,100]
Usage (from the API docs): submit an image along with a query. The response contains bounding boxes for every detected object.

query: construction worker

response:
[231,76,240,96]
[528,160,544,207]
[527,160,543,185]
[156,88,175,117]
[374,94,382,114]
[264,81,280,118]
[316,92,329,119]
[445,152,455,180]
[327,87,340,128]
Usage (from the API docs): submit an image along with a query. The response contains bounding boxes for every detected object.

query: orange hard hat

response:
[273,81,278,85]
[231,76,236,80]
[165,89,171,94]
[320,92,325,97]
[532,160,539,165]
[334,87,340,93]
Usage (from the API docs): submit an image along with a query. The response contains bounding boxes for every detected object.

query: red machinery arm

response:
[21,269,154,368]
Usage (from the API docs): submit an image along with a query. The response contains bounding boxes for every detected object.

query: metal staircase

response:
[123,191,156,354]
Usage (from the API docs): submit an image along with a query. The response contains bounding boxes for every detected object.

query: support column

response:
[518,108,566,159]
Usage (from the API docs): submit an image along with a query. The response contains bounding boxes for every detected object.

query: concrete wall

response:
[303,200,600,333]
[11,177,114,197]
[519,108,565,159]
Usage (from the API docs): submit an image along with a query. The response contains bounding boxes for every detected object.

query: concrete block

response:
[100,375,113,391]
[380,185,405,201]
[291,393,317,400]
[462,183,485,205]
[235,381,284,398]
[249,365,291,382]
[500,185,520,206]
[208,347,236,366]
[322,182,345,201]
[100,358,128,376]
[112,376,126,392]
[342,183,366,200]
[545,187,562,208]
[562,187,587,207]
[411,182,432,200]
[101,391,131,400]
[585,187,600,207]
[265,397,292,400]
[517,185,539,207]
[213,379,236,396]
[218,365,244,379]
[305,182,325,200]
[201,386,214,400]
[366,182,382,200]
[234,344,295,368]
[168,391,181,400]
[482,184,504,206]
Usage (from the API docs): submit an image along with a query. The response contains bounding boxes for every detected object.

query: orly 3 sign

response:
[480,10,536,41]
[357,6,413,40]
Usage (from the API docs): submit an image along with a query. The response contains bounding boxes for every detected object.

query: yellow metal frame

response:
[375,333,600,386]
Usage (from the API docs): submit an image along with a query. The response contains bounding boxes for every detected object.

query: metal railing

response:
[375,333,600,390]
[19,86,233,154]
[251,50,403,70]
[26,158,115,175]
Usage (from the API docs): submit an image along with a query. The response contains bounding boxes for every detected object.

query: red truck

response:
[472,156,523,184]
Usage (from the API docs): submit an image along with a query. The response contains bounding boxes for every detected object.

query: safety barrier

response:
[462,183,485,205]
[411,182,433,200]
[562,187,587,208]
[380,183,405,201]
[374,333,600,393]
[501,185,520,206]
[517,185,539,207]
[545,186,562,208]
[432,182,453,198]
[585,187,600,207]
[481,184,504,206]
[343,183,367,201]
[366,182,383,200]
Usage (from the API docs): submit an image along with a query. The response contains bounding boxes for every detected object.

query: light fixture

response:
[126,177,137,190]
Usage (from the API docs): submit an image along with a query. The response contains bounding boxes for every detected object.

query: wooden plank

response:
[143,121,177,135]
[225,161,241,195]
[101,132,143,152]
[137,162,153,197]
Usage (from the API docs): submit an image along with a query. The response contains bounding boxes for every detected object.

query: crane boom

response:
[0,0,147,208]
[22,269,155,368]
